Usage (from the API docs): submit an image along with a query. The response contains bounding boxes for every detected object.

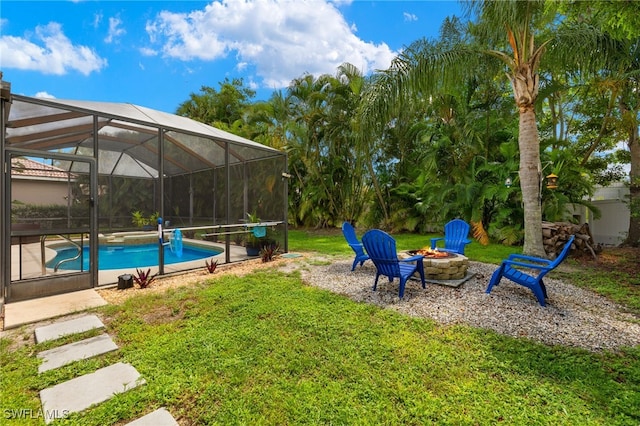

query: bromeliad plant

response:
[260,242,281,263]
[133,268,157,288]
[205,258,218,273]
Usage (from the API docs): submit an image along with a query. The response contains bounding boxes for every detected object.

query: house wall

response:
[12,179,69,205]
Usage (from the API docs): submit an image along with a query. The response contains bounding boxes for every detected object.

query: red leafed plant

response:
[260,242,281,263]
[205,258,218,274]
[133,268,157,289]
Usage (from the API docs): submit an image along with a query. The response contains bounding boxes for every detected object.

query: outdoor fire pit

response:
[402,248,469,281]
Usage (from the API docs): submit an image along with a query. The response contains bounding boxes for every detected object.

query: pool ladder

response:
[41,234,84,273]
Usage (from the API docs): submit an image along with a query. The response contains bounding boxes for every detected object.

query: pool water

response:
[48,243,222,271]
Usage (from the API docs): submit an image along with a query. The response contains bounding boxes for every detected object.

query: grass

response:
[288,228,520,264]
[1,227,639,425]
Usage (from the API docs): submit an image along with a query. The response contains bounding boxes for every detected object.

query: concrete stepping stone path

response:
[37,333,119,373]
[34,313,178,424]
[39,362,146,424]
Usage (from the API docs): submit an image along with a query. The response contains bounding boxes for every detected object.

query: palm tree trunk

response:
[366,160,390,225]
[518,106,546,257]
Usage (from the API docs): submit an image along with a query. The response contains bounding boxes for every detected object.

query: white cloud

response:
[104,16,126,44]
[34,91,56,99]
[0,22,107,75]
[145,0,396,89]
[403,12,418,22]
[139,47,157,56]
[93,13,103,29]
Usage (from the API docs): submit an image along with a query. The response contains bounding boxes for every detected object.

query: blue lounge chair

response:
[485,236,575,306]
[430,219,472,255]
[342,221,370,271]
[361,229,426,298]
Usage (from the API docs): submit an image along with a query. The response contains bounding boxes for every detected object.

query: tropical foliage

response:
[175,1,638,248]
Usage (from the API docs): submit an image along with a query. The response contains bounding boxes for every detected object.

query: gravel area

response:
[289,255,640,353]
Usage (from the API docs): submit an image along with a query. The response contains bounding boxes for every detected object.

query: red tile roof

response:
[11,157,71,180]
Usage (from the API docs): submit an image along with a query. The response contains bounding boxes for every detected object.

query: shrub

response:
[260,242,281,263]
[205,258,218,273]
[133,268,157,288]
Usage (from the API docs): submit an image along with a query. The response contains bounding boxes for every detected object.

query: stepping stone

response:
[35,315,104,343]
[126,408,179,425]
[37,334,119,373]
[40,362,145,424]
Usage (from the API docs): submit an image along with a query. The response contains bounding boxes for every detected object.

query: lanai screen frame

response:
[1,92,289,302]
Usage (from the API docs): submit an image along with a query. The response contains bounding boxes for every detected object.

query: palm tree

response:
[360,1,612,256]
[176,78,256,128]
[556,0,640,246]
[284,66,371,227]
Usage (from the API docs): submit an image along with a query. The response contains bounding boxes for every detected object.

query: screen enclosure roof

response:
[5,95,284,179]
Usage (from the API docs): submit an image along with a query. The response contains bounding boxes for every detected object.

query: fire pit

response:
[412,247,456,259]
[402,248,469,280]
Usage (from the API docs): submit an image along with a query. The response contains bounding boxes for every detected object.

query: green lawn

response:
[1,228,639,425]
[287,228,520,265]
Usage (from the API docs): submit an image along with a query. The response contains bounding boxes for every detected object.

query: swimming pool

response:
[47,243,223,271]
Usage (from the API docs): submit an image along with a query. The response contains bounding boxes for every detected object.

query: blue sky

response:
[1,0,463,113]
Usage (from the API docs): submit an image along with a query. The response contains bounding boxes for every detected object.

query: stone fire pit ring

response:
[400,250,469,281]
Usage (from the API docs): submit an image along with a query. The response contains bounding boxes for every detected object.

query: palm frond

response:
[471,220,490,246]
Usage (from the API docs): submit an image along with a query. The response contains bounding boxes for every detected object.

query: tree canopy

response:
[175,0,639,249]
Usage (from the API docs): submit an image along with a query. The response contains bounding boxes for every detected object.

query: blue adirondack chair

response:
[361,229,426,298]
[342,221,370,271]
[430,219,472,255]
[485,236,575,306]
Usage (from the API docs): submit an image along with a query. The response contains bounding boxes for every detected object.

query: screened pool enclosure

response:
[1,84,288,303]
